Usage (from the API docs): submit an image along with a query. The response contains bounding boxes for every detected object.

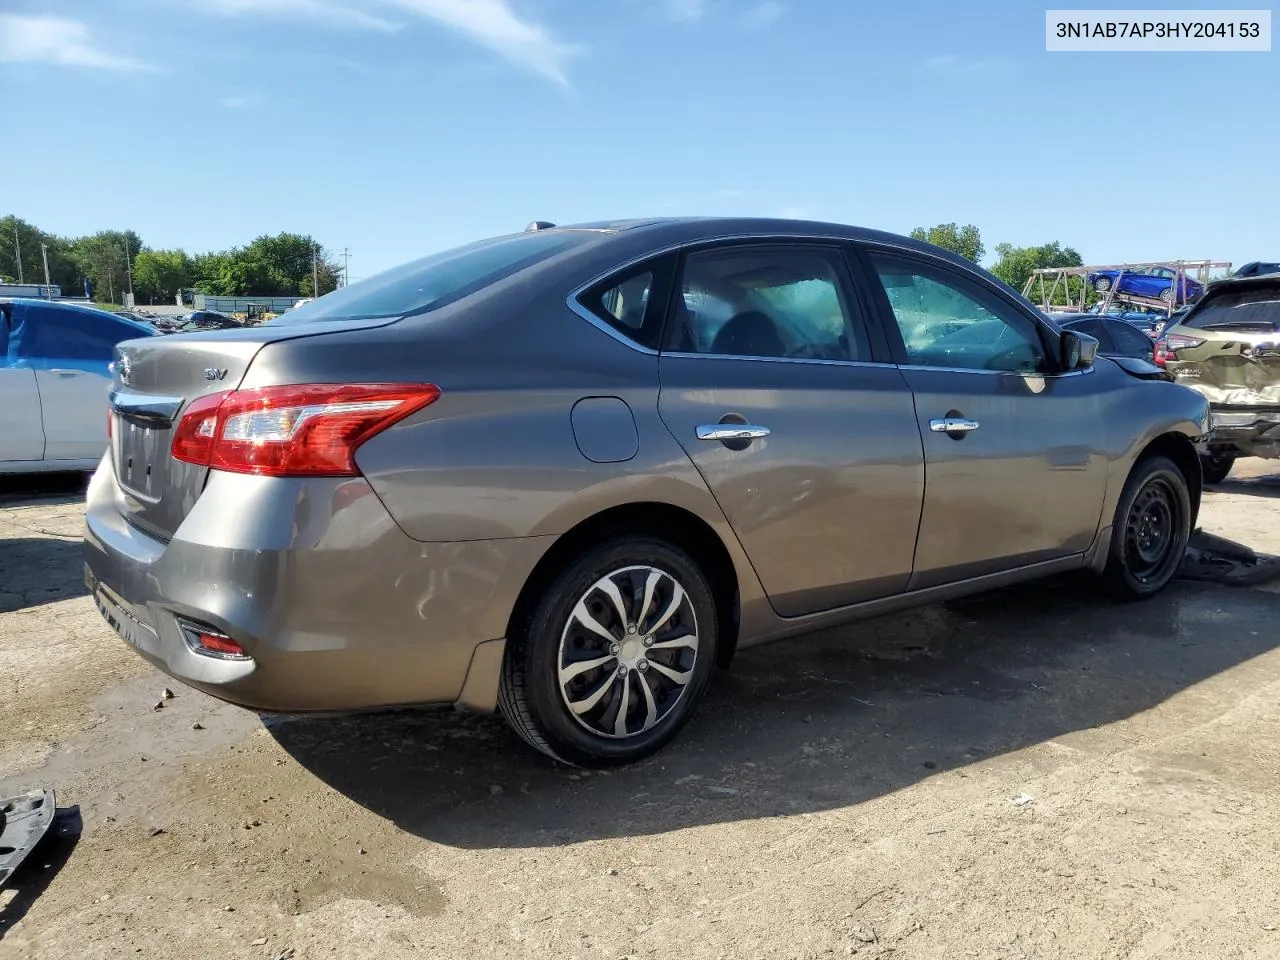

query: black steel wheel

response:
[1200,453,1235,485]
[1102,455,1191,600]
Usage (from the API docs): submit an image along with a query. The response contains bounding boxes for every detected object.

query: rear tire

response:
[1200,453,1235,485]
[1093,277,1112,293]
[498,536,718,767]
[1102,455,1191,600]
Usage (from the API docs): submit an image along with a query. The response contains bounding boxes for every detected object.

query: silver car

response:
[84,218,1210,766]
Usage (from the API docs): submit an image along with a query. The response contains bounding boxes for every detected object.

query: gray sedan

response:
[84,218,1210,766]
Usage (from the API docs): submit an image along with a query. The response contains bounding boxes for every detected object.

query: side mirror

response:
[1061,330,1099,370]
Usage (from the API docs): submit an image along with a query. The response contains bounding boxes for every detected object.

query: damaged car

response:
[1156,275,1280,483]
[85,218,1211,766]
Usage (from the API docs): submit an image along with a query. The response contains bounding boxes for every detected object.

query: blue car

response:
[1087,266,1204,304]
[1,298,156,473]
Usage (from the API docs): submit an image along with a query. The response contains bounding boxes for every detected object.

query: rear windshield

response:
[270,231,591,325]
[1184,288,1280,331]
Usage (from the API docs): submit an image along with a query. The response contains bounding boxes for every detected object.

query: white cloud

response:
[0,14,151,71]
[742,1,784,28]
[664,0,710,23]
[192,0,397,32]
[384,0,576,87]
[189,0,575,85]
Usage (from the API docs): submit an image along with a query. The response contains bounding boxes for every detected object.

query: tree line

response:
[1,212,1084,308]
[907,222,1084,292]
[0,215,344,306]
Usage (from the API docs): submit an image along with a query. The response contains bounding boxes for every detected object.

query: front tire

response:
[1102,455,1192,600]
[499,537,718,767]
[1093,277,1112,293]
[1200,453,1235,485]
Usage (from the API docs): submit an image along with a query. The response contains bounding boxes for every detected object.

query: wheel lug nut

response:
[637,659,649,672]
[617,665,628,677]
[643,636,653,647]
[609,642,620,656]
[627,623,637,634]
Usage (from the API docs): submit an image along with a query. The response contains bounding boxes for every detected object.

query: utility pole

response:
[312,243,319,297]
[341,248,350,287]
[13,223,22,283]
[40,243,52,299]
[123,235,134,308]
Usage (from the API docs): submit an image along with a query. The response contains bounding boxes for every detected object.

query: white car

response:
[0,298,156,473]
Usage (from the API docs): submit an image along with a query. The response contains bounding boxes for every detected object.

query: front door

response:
[859,248,1108,590]
[657,241,924,618]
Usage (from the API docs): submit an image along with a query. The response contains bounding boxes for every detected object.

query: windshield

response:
[1184,288,1280,331]
[270,230,592,325]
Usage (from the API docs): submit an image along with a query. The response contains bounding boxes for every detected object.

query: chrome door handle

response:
[47,368,84,376]
[696,424,771,442]
[929,417,980,433]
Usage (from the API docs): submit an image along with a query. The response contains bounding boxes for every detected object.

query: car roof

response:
[543,215,1006,284]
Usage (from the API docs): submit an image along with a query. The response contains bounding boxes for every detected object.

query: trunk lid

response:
[1164,281,1280,406]
[108,319,394,541]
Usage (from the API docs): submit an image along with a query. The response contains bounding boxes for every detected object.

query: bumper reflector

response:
[178,618,249,660]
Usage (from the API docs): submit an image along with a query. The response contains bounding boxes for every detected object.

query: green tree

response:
[133,249,194,305]
[0,216,83,293]
[991,241,1083,294]
[70,229,143,303]
[909,222,985,263]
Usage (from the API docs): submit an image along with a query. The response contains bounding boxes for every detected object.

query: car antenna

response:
[525,221,556,232]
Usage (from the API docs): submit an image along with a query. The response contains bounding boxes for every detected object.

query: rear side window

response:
[576,255,675,350]
[1183,287,1280,332]
[1109,320,1154,357]
[16,305,147,362]
[272,231,592,325]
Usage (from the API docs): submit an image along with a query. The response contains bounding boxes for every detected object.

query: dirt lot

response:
[2,464,1280,960]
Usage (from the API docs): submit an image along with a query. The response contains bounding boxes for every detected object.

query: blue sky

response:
[1,0,1276,278]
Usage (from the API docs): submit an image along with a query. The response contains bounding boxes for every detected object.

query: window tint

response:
[1183,288,1280,332]
[869,254,1047,373]
[666,247,865,361]
[272,230,591,325]
[582,269,653,338]
[19,305,147,361]
[1108,320,1155,357]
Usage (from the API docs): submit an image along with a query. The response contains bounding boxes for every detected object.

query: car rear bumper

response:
[82,456,554,713]
[1207,407,1280,448]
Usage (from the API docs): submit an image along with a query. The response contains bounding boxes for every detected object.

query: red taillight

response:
[1152,334,1205,366]
[170,383,440,477]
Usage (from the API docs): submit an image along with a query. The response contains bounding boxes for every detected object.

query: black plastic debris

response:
[1178,530,1280,587]
[0,789,56,889]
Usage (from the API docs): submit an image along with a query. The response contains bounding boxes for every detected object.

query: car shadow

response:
[0,805,82,942]
[0,473,88,612]
[0,472,89,507]
[1209,473,1280,500]
[0,538,88,612]
[266,575,1280,850]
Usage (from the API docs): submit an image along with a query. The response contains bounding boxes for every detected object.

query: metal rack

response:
[1022,260,1231,316]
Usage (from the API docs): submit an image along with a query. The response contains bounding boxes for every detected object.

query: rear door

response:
[656,240,924,618]
[0,303,44,461]
[22,304,143,461]
[857,246,1108,589]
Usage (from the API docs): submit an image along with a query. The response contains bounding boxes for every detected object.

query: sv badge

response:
[204,368,228,381]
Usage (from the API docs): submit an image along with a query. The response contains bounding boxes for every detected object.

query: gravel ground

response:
[2,463,1279,960]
